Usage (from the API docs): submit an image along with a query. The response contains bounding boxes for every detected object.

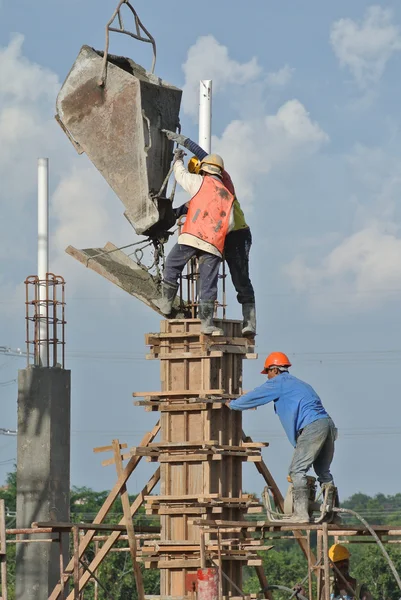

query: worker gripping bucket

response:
[55,1,182,239]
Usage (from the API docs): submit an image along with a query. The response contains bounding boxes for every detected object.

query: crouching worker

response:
[158,149,235,335]
[326,544,372,600]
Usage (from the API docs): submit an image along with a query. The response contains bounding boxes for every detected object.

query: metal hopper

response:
[57,2,189,315]
[56,44,181,237]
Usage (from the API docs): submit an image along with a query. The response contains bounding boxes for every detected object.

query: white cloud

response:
[285,223,401,309]
[285,143,401,311]
[182,35,262,117]
[0,34,129,300]
[266,64,294,87]
[330,6,401,88]
[0,33,59,102]
[181,36,325,207]
[213,100,329,205]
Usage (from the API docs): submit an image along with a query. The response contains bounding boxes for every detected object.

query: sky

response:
[1,0,401,503]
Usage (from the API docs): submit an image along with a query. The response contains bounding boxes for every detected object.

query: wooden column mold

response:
[138,318,258,598]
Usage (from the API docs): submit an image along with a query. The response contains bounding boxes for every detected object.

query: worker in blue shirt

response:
[228,351,338,523]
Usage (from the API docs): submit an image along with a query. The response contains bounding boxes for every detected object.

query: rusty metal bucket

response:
[55,45,182,237]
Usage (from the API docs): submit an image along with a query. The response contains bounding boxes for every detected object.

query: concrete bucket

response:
[56,45,182,238]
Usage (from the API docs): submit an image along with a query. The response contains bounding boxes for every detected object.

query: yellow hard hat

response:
[199,154,224,176]
[329,544,350,563]
[188,157,200,174]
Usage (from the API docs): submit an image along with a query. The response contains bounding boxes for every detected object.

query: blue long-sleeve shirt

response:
[229,372,329,447]
[184,138,207,160]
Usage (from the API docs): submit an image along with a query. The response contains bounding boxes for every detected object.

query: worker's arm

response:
[173,203,189,219]
[162,129,208,160]
[173,159,203,196]
[229,380,279,411]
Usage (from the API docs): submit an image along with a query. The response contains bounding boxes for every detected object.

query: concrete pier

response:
[16,366,71,599]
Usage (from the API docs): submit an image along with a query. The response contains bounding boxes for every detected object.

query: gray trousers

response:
[289,417,336,490]
[164,243,221,302]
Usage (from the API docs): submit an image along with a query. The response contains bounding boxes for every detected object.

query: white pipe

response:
[38,158,49,367]
[199,80,212,153]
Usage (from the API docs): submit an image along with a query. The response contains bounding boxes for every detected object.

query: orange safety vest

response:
[181,176,235,254]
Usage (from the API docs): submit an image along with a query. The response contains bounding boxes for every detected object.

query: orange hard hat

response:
[261,352,292,374]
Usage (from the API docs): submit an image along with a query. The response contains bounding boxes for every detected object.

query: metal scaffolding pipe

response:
[199,80,212,153]
[37,158,49,367]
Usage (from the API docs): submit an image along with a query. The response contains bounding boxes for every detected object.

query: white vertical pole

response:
[38,158,49,367]
[199,80,212,153]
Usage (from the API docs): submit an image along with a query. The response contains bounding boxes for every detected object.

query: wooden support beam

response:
[255,565,272,600]
[48,422,160,600]
[112,439,145,600]
[93,442,127,454]
[0,500,7,600]
[133,389,225,398]
[64,468,160,600]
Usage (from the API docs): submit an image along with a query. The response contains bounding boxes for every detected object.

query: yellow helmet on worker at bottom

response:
[188,157,200,174]
[329,544,350,563]
[199,154,224,176]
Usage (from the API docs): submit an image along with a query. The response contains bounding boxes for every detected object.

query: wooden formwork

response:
[134,318,262,598]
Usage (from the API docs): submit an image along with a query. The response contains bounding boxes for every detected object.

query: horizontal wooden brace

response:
[146,351,225,360]
[148,440,219,448]
[152,507,207,515]
[150,454,223,463]
[133,389,225,398]
[145,494,219,503]
[146,507,225,515]
[147,454,261,463]
[143,558,262,568]
[93,443,127,454]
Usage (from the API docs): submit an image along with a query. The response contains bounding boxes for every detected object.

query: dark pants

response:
[224,228,255,304]
[164,243,221,302]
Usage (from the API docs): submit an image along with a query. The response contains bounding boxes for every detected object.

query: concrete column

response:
[16,366,71,600]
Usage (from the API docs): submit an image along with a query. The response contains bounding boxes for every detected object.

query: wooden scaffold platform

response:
[133,318,261,597]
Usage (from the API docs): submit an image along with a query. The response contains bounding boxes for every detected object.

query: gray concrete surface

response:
[16,366,71,600]
[56,45,182,236]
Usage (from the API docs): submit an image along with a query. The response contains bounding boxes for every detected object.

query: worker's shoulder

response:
[281,373,312,390]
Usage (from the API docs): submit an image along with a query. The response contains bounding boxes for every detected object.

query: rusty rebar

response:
[25,274,66,368]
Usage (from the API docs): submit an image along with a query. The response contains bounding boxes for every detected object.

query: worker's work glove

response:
[173,148,186,163]
[162,129,188,146]
[173,203,189,220]
[293,584,306,598]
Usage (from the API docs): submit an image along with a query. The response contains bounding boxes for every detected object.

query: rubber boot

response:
[242,302,256,337]
[282,488,310,523]
[157,281,178,316]
[198,301,224,336]
[322,482,341,524]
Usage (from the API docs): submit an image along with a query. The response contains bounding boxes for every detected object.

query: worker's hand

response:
[293,584,306,597]
[225,400,232,407]
[162,129,188,146]
[173,148,186,163]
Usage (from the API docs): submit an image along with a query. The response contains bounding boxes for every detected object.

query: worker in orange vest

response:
[162,128,256,336]
[158,150,235,335]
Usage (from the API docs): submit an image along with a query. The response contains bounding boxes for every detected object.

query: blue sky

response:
[2,0,401,501]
